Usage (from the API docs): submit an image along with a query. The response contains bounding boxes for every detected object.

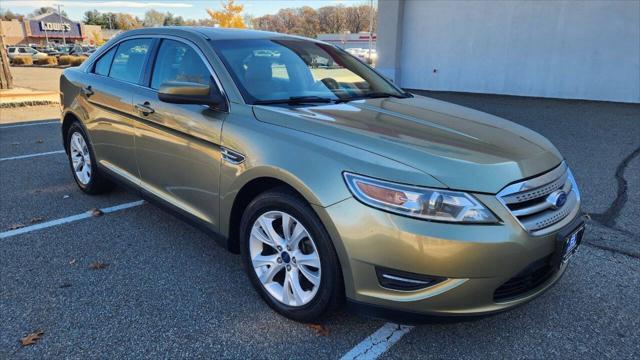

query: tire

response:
[66,122,114,194]
[240,188,343,322]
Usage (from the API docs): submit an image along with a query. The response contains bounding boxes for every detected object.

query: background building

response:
[377,0,640,103]
[0,11,103,46]
[317,32,376,50]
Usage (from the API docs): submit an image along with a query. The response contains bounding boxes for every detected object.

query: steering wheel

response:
[320,77,340,90]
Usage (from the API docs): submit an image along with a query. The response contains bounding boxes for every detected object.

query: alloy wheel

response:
[249,211,321,307]
[70,132,92,185]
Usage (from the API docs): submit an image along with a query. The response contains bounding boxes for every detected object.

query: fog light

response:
[375,267,445,291]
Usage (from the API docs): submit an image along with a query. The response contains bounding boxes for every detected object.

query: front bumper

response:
[313,193,584,317]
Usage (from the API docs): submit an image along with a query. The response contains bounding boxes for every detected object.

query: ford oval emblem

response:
[546,190,568,210]
[556,192,568,208]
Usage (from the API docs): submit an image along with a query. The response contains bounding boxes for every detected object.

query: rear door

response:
[132,37,227,227]
[81,38,154,184]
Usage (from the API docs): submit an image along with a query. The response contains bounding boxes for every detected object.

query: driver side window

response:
[150,39,211,90]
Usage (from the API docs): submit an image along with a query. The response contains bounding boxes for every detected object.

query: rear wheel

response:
[240,189,342,322]
[66,122,114,194]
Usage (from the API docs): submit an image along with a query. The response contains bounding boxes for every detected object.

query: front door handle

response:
[135,102,155,116]
[81,86,94,97]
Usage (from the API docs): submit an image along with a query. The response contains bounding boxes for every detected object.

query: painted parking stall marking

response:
[0,200,145,239]
[0,150,66,162]
[340,323,414,360]
[0,120,59,129]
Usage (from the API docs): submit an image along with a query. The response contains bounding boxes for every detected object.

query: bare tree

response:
[0,33,13,89]
[143,10,165,27]
[318,6,346,34]
[252,14,286,33]
[345,5,372,33]
[252,3,377,37]
[297,7,320,38]
[277,8,300,33]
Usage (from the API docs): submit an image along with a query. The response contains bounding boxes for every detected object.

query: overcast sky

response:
[1,0,374,21]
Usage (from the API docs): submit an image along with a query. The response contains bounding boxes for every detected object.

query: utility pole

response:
[58,4,66,45]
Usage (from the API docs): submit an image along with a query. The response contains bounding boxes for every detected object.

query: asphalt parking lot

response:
[1,92,639,359]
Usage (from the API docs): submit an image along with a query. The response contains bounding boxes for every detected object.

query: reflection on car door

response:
[83,38,154,184]
[132,38,226,228]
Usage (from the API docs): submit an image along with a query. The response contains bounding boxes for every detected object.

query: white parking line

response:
[0,200,145,239]
[0,150,66,162]
[0,120,59,129]
[340,323,414,360]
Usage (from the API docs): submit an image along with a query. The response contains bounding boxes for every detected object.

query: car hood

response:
[252,95,562,193]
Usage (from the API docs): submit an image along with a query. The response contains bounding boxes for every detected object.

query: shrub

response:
[36,56,58,66]
[12,56,33,65]
[70,56,87,67]
[58,55,73,66]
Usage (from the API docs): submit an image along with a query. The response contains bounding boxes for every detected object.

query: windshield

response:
[211,38,406,104]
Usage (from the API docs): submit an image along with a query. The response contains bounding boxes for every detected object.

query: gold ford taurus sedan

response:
[60,27,585,322]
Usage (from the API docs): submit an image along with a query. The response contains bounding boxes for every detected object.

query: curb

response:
[10,64,72,69]
[0,100,59,108]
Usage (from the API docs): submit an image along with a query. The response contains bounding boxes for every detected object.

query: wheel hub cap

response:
[249,211,321,307]
[70,132,92,185]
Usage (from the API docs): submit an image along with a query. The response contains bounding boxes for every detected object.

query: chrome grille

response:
[497,162,581,236]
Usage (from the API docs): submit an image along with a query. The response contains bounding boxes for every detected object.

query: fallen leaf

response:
[20,330,44,346]
[29,216,45,224]
[36,139,44,144]
[307,324,330,336]
[89,261,109,270]
[90,208,104,217]
[7,223,25,231]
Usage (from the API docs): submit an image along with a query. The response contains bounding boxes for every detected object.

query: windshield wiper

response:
[366,92,411,99]
[253,96,334,105]
[333,92,411,103]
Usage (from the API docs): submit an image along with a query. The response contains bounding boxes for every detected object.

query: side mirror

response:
[158,80,227,111]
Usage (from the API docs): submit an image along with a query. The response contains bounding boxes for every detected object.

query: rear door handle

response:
[81,86,94,97]
[135,102,155,116]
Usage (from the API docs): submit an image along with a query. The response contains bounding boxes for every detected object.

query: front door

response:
[132,38,226,227]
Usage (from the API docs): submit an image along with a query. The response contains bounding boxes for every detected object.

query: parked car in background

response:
[35,45,64,57]
[56,45,73,55]
[68,45,95,57]
[345,47,377,65]
[60,27,584,322]
[7,46,49,62]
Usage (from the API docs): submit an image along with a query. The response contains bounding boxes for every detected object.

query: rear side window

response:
[94,46,117,76]
[8,47,15,53]
[108,38,152,84]
[150,39,210,89]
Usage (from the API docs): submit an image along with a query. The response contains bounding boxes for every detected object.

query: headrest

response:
[244,56,273,83]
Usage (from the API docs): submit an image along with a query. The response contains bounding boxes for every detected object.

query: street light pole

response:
[57,4,66,45]
[368,0,374,63]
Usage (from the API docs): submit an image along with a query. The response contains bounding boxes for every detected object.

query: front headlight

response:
[343,172,499,223]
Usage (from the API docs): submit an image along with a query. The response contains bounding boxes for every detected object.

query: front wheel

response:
[240,189,343,322]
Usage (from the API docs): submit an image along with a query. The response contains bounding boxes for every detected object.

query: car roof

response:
[117,26,320,42]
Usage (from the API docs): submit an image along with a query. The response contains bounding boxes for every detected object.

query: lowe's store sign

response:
[27,13,82,40]
[40,21,72,32]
